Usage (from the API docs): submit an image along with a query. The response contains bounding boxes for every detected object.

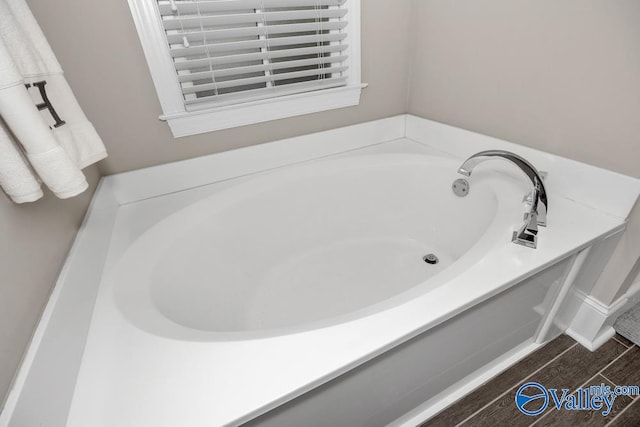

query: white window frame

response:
[127,0,365,138]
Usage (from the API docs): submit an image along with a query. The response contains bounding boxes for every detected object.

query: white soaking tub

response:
[114,153,516,340]
[3,116,638,427]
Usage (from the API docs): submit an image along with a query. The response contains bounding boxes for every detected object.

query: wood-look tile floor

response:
[419,334,640,427]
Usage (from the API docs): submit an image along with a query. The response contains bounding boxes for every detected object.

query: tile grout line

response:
[528,371,606,426]
[599,373,618,387]
[596,340,633,385]
[591,344,636,387]
[603,345,640,426]
[528,346,631,427]
[452,342,579,427]
[612,335,632,348]
[529,345,637,427]
[605,396,640,426]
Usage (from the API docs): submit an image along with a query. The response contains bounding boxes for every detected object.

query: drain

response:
[423,254,439,265]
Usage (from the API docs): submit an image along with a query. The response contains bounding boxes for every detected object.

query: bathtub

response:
[114,153,521,340]
[4,116,637,427]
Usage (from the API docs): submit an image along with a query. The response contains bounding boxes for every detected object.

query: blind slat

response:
[158,0,347,15]
[165,21,348,44]
[174,44,347,70]
[178,55,348,83]
[162,9,347,31]
[181,65,348,94]
[184,77,348,108]
[169,33,347,58]
[156,0,351,108]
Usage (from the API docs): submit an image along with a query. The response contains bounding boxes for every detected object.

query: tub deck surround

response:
[64,149,629,426]
[2,116,639,427]
[70,199,619,427]
[404,116,639,220]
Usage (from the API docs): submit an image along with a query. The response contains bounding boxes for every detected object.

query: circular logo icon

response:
[515,382,549,416]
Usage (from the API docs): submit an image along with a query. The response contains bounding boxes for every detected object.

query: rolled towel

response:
[26,146,87,199]
[0,0,106,203]
[0,121,43,203]
[44,75,107,168]
[1,0,107,171]
[0,82,87,199]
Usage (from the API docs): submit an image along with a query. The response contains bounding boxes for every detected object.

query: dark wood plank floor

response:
[419,334,640,427]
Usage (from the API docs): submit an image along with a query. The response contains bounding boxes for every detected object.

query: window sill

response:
[159,84,366,138]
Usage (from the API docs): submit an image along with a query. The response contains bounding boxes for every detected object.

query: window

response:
[128,0,364,137]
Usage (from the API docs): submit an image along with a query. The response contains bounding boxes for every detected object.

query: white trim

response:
[534,249,589,344]
[0,180,120,427]
[405,115,640,220]
[565,282,640,351]
[344,0,361,86]
[127,0,185,115]
[164,84,365,138]
[126,0,364,137]
[566,326,616,352]
[107,114,406,204]
[390,340,542,427]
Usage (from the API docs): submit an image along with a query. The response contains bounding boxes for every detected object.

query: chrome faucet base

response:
[513,211,539,248]
[512,230,537,249]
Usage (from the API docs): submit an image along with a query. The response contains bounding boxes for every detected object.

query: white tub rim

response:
[111,152,526,341]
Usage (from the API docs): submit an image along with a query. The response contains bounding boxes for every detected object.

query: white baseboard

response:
[565,326,616,352]
[566,282,640,351]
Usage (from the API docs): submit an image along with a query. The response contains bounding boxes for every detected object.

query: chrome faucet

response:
[457,150,548,249]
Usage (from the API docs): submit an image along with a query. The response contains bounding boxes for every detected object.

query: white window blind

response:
[128,0,362,136]
[156,0,352,110]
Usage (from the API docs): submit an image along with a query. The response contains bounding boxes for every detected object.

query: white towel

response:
[38,74,108,169]
[0,82,89,200]
[0,121,43,203]
[0,0,106,203]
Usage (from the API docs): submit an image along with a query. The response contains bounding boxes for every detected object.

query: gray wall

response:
[407,0,640,302]
[408,0,640,178]
[28,0,414,175]
[0,167,99,409]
